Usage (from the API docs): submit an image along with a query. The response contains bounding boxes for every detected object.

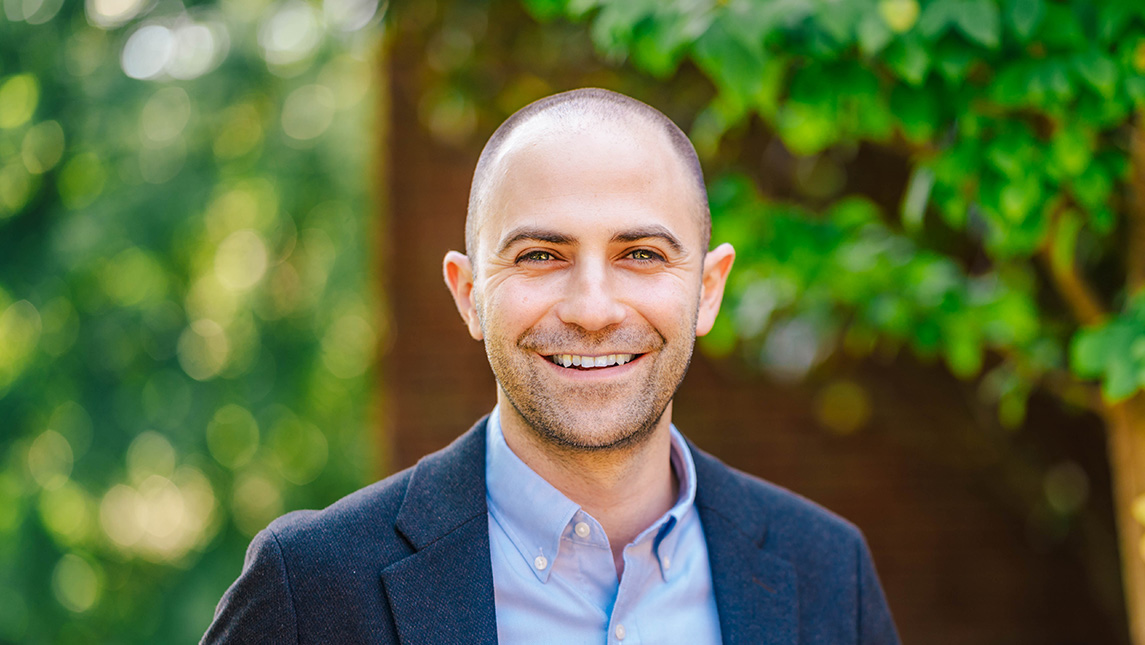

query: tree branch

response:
[1038,202,1109,327]
[1038,364,1104,415]
[994,346,1104,416]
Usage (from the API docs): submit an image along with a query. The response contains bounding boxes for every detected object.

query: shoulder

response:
[263,466,417,571]
[691,444,864,555]
[262,417,490,568]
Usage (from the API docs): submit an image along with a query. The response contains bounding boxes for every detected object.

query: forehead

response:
[477,119,702,249]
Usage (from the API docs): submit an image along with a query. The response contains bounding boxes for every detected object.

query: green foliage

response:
[705,173,1045,395]
[1071,297,1145,402]
[0,2,382,642]
[526,0,1145,412]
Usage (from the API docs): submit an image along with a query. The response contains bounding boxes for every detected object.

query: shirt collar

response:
[484,406,699,583]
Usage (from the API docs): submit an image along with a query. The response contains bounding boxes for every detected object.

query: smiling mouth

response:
[545,353,641,369]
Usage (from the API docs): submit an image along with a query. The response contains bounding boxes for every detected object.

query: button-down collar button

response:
[574,521,591,538]
[662,556,671,570]
[533,555,548,570]
[615,624,626,640]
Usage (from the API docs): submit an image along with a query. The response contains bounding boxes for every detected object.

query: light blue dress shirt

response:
[485,408,722,645]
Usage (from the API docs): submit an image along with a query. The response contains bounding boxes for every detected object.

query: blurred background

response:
[2,0,1141,643]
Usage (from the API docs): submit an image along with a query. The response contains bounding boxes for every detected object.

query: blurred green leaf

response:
[858,11,894,56]
[953,0,1001,49]
[1006,0,1045,42]
[693,15,770,114]
[1073,50,1119,98]
[1039,3,1086,49]
[918,0,957,39]
[0,3,380,642]
[522,0,571,21]
[902,165,935,231]
[1050,126,1094,177]
[884,34,931,84]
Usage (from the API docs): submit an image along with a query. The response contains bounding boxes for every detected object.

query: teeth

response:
[550,353,637,368]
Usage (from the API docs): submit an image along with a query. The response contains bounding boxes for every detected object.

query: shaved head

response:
[465,88,710,266]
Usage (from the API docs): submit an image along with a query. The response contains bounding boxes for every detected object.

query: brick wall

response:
[382,35,1128,645]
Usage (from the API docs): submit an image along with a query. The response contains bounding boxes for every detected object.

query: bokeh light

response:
[215,230,269,290]
[177,319,231,381]
[121,25,175,80]
[126,432,177,484]
[2,2,378,641]
[85,0,149,29]
[258,0,322,69]
[0,74,39,129]
[814,380,873,436]
[232,470,282,537]
[4,0,65,24]
[141,87,192,143]
[120,15,229,81]
[323,0,383,33]
[28,430,72,491]
[0,300,41,392]
[269,414,328,485]
[39,481,94,545]
[57,152,107,209]
[0,164,34,217]
[281,84,336,141]
[22,120,66,174]
[206,404,260,469]
[321,308,376,379]
[52,554,100,613]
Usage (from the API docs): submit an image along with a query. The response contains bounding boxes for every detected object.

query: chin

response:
[518,404,665,453]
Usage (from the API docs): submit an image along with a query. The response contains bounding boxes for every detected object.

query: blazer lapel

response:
[380,419,498,645]
[693,445,798,645]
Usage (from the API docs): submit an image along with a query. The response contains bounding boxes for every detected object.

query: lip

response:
[537,351,647,380]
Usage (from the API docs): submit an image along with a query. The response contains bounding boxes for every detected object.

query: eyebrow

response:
[496,227,576,254]
[611,226,684,254]
[496,225,686,255]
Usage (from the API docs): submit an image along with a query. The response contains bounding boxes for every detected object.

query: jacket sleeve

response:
[857,536,900,645]
[202,528,299,644]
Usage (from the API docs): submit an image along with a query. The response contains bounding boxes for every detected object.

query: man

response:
[204,88,899,644]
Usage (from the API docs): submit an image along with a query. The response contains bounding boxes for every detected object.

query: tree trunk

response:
[1105,394,1145,644]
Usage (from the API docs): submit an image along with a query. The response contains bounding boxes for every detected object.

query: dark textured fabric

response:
[203,418,900,644]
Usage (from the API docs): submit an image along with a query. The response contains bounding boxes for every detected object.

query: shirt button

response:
[615,624,626,641]
[533,555,548,570]
[574,521,591,538]
[663,556,671,570]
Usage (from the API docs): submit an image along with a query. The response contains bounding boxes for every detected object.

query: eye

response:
[627,248,664,262]
[517,250,557,263]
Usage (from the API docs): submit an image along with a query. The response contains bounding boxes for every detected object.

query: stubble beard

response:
[484,321,696,455]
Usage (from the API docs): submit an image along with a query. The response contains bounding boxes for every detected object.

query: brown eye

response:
[518,250,555,263]
[628,249,663,262]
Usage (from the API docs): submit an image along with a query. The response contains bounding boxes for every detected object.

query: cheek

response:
[484,282,552,329]
[621,276,700,325]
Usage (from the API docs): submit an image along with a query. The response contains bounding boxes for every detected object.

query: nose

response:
[554,258,626,332]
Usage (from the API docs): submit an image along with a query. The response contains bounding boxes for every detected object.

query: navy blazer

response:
[203,418,899,644]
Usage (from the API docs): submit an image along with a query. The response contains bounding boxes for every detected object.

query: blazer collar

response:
[378,420,798,645]
[693,444,798,645]
[381,417,498,645]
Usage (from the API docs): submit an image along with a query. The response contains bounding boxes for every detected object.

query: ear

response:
[695,243,735,337]
[443,251,483,341]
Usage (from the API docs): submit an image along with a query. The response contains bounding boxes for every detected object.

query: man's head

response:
[444,88,735,453]
[466,88,712,267]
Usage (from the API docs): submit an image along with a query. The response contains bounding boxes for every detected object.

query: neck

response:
[497,400,680,578]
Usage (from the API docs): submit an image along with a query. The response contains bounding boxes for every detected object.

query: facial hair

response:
[482,312,697,454]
